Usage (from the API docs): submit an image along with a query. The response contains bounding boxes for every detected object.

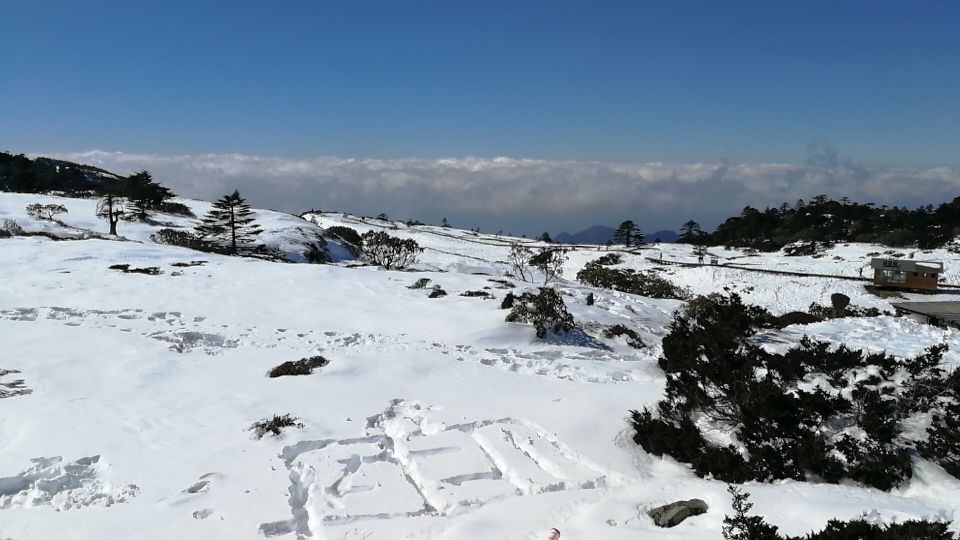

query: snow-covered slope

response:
[1,193,959,539]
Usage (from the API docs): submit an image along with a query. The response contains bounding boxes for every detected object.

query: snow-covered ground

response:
[1,192,959,539]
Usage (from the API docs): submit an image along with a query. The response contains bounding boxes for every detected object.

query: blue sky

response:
[4,1,960,234]
[3,0,958,164]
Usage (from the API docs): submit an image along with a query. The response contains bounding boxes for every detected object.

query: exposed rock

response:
[648,498,708,527]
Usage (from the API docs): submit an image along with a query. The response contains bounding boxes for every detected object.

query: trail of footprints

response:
[0,369,31,399]
[0,306,654,383]
[0,455,138,511]
[260,400,607,537]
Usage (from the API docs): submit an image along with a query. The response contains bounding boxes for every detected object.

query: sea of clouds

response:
[51,148,960,236]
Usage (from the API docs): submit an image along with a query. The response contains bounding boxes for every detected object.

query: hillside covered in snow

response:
[2,189,960,540]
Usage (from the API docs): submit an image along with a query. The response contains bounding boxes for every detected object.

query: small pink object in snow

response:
[545,528,561,540]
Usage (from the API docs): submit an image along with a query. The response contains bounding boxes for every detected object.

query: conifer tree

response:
[195,190,262,253]
[126,170,172,221]
[678,220,704,244]
[613,220,644,246]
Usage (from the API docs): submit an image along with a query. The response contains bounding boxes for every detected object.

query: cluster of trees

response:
[679,195,960,250]
[508,243,568,285]
[95,171,182,235]
[613,220,645,246]
[631,293,960,491]
[0,152,116,195]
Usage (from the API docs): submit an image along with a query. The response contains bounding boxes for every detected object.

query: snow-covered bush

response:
[603,324,644,349]
[920,401,960,477]
[782,240,830,256]
[631,294,960,491]
[0,218,25,237]
[505,288,575,338]
[249,414,304,439]
[361,231,422,270]
[577,260,687,300]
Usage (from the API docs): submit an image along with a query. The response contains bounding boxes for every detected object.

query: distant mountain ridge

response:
[554,225,677,244]
[1,151,122,195]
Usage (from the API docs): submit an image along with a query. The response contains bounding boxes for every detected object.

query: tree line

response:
[676,195,960,250]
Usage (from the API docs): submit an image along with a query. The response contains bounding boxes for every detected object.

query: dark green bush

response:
[631,294,958,491]
[326,225,363,247]
[158,201,195,217]
[268,356,330,378]
[594,253,622,266]
[577,261,687,299]
[807,302,888,319]
[151,228,233,255]
[505,288,575,338]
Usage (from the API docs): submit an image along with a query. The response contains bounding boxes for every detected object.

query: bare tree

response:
[530,247,569,285]
[508,243,533,282]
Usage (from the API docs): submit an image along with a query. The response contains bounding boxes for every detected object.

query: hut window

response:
[882,269,906,283]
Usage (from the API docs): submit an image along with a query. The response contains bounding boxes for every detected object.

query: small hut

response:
[870,258,943,291]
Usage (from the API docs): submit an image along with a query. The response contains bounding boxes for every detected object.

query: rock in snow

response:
[647,499,709,527]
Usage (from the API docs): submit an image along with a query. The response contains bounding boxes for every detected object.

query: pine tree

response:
[678,220,704,244]
[722,486,781,540]
[126,170,172,221]
[195,190,262,253]
[613,220,641,247]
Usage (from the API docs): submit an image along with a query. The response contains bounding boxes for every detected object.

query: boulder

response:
[831,293,851,313]
[648,498,708,528]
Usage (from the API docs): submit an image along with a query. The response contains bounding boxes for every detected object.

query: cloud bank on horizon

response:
[51,148,960,236]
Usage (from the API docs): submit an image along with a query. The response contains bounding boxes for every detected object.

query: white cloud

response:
[49,150,960,235]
